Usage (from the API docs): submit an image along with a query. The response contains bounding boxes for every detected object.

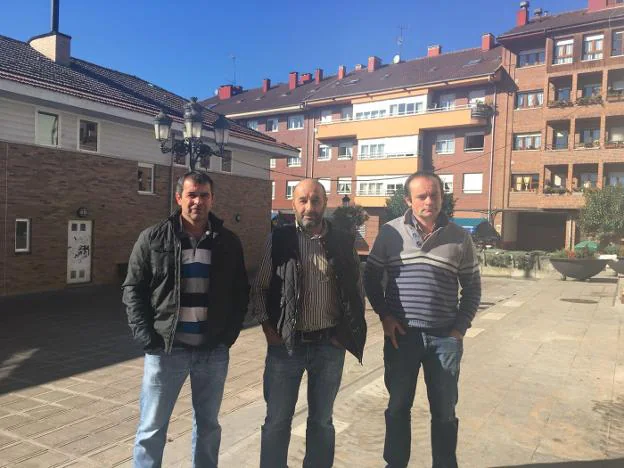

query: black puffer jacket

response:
[122,211,249,352]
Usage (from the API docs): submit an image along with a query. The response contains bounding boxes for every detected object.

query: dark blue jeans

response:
[133,345,229,468]
[383,328,463,468]
[260,341,346,468]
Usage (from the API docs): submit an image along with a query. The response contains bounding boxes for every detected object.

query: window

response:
[287,115,304,130]
[318,178,331,194]
[79,120,98,152]
[36,111,59,146]
[581,128,600,144]
[287,148,302,167]
[138,163,154,194]
[436,134,455,154]
[15,219,30,253]
[271,181,275,200]
[386,183,402,196]
[465,133,485,151]
[463,173,483,194]
[389,102,421,116]
[358,182,384,196]
[583,83,601,98]
[286,181,298,199]
[266,118,278,132]
[318,145,331,161]
[609,126,624,142]
[246,120,258,130]
[439,94,455,109]
[221,150,232,173]
[583,34,604,61]
[580,173,598,189]
[556,87,571,101]
[512,174,539,192]
[359,143,385,159]
[338,177,352,194]
[356,224,366,241]
[513,133,541,150]
[612,30,624,56]
[269,158,276,168]
[518,49,545,67]
[338,142,353,159]
[320,110,332,122]
[554,39,574,64]
[439,174,453,193]
[341,107,353,120]
[516,90,544,109]
[468,90,486,106]
[554,130,569,149]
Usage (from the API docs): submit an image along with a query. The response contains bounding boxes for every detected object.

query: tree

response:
[579,186,624,246]
[331,205,369,235]
[385,186,456,220]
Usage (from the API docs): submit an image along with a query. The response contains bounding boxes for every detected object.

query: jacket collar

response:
[402,209,449,229]
[169,210,224,236]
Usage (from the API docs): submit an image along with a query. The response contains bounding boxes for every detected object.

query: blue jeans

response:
[260,341,346,468]
[133,345,229,468]
[383,328,463,468]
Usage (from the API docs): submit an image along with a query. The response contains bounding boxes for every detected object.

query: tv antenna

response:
[396,25,408,56]
[229,54,237,85]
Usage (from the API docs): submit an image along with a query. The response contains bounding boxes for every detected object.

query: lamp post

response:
[153,97,230,171]
[342,194,351,207]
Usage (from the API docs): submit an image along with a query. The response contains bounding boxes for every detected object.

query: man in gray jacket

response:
[364,171,481,468]
[123,171,248,468]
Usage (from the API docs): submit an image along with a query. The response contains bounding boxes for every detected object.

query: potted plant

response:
[549,247,608,280]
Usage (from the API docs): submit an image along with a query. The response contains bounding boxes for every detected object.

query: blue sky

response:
[1,0,588,100]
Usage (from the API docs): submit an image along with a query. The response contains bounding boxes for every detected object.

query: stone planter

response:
[608,259,624,275]
[549,258,609,280]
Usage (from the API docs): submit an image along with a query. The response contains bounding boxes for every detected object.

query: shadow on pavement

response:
[0,285,140,395]
[492,459,624,467]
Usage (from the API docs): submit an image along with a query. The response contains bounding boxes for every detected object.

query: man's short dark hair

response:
[176,171,214,195]
[403,171,445,198]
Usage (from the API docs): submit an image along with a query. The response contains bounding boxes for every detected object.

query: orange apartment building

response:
[494,0,624,250]
[202,35,502,253]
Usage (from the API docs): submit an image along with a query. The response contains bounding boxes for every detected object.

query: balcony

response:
[604,140,624,149]
[315,104,492,140]
[547,99,574,109]
[575,95,603,106]
[574,141,601,150]
[606,89,624,102]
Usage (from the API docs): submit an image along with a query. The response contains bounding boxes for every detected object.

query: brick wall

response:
[0,141,270,296]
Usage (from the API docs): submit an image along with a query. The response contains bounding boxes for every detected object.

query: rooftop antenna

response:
[229,54,237,85]
[396,25,408,56]
[51,0,60,32]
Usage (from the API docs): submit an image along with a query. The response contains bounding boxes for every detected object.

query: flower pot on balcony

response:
[549,258,608,280]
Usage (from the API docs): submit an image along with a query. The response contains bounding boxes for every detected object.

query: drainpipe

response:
[488,83,498,224]
[2,142,7,296]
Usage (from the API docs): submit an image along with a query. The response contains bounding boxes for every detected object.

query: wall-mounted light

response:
[234,213,242,223]
[77,207,89,218]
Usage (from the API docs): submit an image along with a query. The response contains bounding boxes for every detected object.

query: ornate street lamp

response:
[342,194,351,207]
[153,97,230,171]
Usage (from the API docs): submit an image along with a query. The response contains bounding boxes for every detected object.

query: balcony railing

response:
[547,99,574,108]
[576,95,603,106]
[544,143,569,151]
[358,152,418,160]
[574,141,601,149]
[607,89,624,102]
[605,140,624,149]
[543,185,569,195]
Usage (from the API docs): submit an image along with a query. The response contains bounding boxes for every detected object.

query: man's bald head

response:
[292,179,328,233]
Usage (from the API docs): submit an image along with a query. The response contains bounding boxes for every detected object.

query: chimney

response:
[28,0,71,65]
[218,84,243,100]
[289,71,298,90]
[588,0,609,11]
[368,56,382,72]
[300,73,313,85]
[338,65,346,80]
[262,78,271,93]
[482,33,496,51]
[517,1,529,26]
[427,45,442,57]
[315,68,324,84]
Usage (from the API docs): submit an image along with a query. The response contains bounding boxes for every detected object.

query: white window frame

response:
[515,90,544,109]
[35,109,60,147]
[338,142,353,160]
[286,181,299,199]
[318,144,331,161]
[582,34,604,61]
[266,118,279,132]
[337,177,352,194]
[271,181,275,200]
[320,109,333,123]
[517,48,545,67]
[341,107,353,120]
[269,158,276,168]
[464,132,485,152]
[287,148,302,167]
[15,218,31,253]
[436,134,455,154]
[554,38,574,65]
[439,93,456,109]
[287,115,304,130]
[463,173,483,194]
[439,174,454,193]
[513,133,542,151]
[77,118,100,153]
[138,162,155,194]
[318,178,331,194]
[612,30,624,57]
[246,120,258,130]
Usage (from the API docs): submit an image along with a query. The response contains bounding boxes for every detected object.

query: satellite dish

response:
[214,89,218,95]
[392,54,401,64]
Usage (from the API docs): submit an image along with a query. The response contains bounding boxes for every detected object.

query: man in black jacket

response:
[123,171,248,468]
[252,179,366,468]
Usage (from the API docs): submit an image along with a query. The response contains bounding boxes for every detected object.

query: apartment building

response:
[494,0,624,250]
[203,36,502,253]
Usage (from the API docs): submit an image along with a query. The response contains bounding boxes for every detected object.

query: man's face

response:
[405,177,442,224]
[292,180,327,231]
[175,179,213,227]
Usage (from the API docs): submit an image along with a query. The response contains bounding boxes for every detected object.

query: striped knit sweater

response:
[364,211,481,335]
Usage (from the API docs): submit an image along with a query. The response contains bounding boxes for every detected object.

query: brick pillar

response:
[600,114,607,148]
[598,161,605,188]
[570,118,577,148]
[572,73,579,101]
[567,163,574,191]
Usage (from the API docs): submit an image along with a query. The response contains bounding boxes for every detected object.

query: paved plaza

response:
[0,275,623,467]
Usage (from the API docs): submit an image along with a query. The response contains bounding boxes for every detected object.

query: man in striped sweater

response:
[364,171,481,468]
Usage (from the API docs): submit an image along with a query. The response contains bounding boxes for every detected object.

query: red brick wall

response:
[0,141,270,296]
